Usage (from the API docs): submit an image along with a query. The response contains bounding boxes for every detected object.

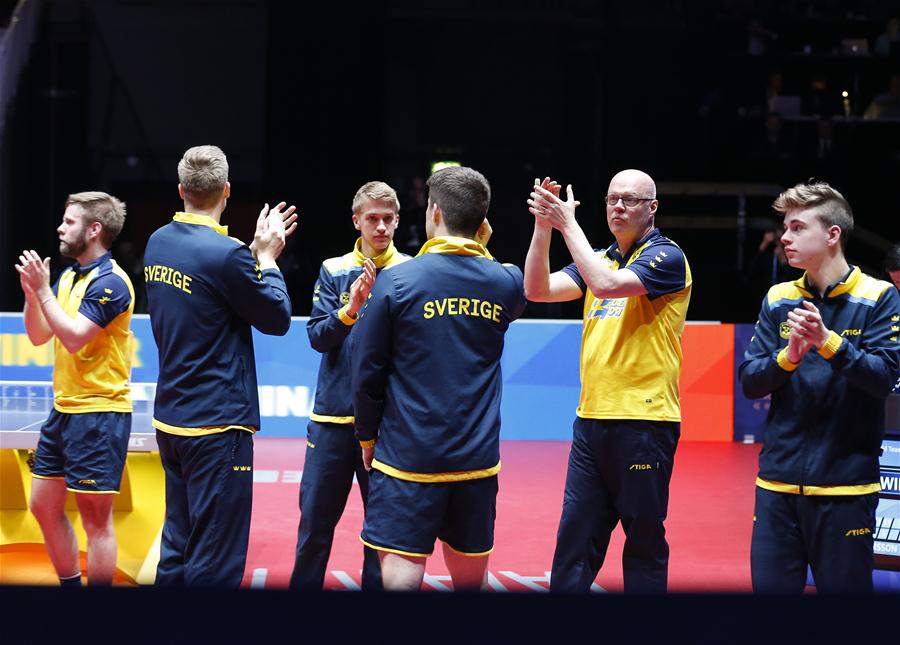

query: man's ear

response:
[352,213,361,231]
[827,225,842,248]
[178,183,186,200]
[431,202,442,227]
[87,220,103,242]
[223,181,231,200]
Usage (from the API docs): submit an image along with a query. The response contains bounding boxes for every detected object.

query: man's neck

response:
[614,225,653,258]
[75,245,108,268]
[360,238,387,258]
[804,253,850,296]
[183,203,223,223]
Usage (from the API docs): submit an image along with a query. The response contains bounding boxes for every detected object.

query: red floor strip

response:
[245,439,760,592]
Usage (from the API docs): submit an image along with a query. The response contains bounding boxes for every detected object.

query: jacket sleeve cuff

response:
[776,347,800,372]
[359,439,376,449]
[338,305,358,326]
[817,330,843,359]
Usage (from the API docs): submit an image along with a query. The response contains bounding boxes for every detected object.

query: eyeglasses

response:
[605,195,655,207]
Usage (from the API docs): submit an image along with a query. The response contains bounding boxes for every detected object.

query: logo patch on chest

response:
[340,292,350,305]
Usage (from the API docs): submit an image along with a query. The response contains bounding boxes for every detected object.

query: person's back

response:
[361,238,525,478]
[145,215,289,429]
[352,166,525,591]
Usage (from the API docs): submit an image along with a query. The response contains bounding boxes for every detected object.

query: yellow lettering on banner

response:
[423,301,435,319]
[16,334,53,366]
[131,335,143,368]
[1,333,54,366]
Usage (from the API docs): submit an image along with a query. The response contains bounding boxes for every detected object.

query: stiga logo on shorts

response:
[845,528,872,537]
[232,465,252,472]
[77,479,96,485]
[779,322,791,339]
[340,292,350,305]
[629,464,652,470]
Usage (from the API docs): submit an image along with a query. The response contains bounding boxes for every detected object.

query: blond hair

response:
[352,181,400,214]
[773,181,854,249]
[65,191,126,248]
[178,145,229,207]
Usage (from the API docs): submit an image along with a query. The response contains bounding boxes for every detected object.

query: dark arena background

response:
[1,1,899,643]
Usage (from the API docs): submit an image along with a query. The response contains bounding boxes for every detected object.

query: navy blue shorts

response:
[32,409,132,493]
[361,469,498,557]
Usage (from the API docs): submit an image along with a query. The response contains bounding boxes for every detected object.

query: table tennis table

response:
[0,381,164,585]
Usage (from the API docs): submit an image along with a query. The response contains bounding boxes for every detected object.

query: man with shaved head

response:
[525,170,692,592]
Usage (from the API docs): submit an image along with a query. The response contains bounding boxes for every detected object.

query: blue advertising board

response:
[1,313,582,440]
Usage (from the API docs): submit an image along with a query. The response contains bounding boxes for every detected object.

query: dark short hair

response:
[426,166,491,237]
[886,242,900,273]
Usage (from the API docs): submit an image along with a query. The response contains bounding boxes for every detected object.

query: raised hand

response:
[528,180,580,232]
[253,201,297,265]
[347,258,376,317]
[15,250,52,298]
[787,300,830,349]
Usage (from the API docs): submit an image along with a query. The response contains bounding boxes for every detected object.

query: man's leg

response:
[550,418,617,592]
[805,493,877,593]
[442,543,488,591]
[380,552,426,591]
[751,487,808,593]
[612,421,678,593]
[155,431,190,586]
[354,443,382,591]
[181,430,254,587]
[30,477,81,584]
[290,422,357,590]
[74,493,117,585]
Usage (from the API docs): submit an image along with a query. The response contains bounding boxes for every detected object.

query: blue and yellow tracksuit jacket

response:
[740,266,900,494]
[351,236,527,482]
[308,239,409,425]
[143,212,292,435]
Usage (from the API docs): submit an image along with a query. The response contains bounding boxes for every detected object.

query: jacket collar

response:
[416,236,494,260]
[353,238,400,269]
[174,212,229,236]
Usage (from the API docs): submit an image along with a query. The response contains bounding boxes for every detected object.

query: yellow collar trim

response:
[174,212,229,236]
[794,266,859,298]
[353,238,398,269]
[416,236,494,260]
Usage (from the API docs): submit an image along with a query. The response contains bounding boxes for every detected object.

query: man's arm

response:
[16,250,104,352]
[529,182,646,299]
[351,273,394,459]
[790,289,900,397]
[307,258,376,353]
[524,178,584,303]
[739,295,809,399]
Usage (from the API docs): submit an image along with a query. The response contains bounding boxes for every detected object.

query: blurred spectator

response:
[886,242,900,290]
[863,73,900,119]
[742,223,802,302]
[803,74,842,116]
[748,18,777,56]
[874,17,900,57]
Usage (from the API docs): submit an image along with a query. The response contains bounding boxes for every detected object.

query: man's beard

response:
[59,231,87,259]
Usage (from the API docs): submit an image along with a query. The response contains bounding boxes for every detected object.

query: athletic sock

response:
[59,572,82,588]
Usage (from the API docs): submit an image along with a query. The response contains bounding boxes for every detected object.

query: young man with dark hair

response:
[16,191,133,586]
[289,181,409,591]
[740,181,900,592]
[352,166,526,591]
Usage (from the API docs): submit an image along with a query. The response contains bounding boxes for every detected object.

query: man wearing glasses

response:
[524,169,692,592]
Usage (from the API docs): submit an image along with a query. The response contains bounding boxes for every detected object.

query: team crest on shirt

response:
[779,322,791,339]
[587,297,625,320]
[340,292,350,305]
